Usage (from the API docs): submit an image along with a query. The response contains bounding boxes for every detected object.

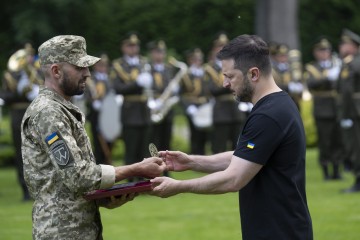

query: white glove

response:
[136,72,153,89]
[186,105,198,116]
[340,119,353,129]
[327,66,341,81]
[92,100,102,111]
[288,82,303,94]
[17,71,30,95]
[26,84,40,101]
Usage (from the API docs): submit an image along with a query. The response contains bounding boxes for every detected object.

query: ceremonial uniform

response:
[181,48,211,155]
[304,38,343,179]
[88,54,113,165]
[147,41,176,156]
[272,44,303,109]
[110,33,150,180]
[338,29,360,192]
[1,44,43,201]
[206,33,245,153]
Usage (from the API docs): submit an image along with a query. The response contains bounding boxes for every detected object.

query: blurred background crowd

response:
[1,0,360,202]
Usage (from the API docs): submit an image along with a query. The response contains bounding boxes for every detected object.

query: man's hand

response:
[137,157,166,178]
[98,193,137,209]
[151,177,181,198]
[159,150,192,172]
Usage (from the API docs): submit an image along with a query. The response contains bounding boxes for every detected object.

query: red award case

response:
[83,180,152,200]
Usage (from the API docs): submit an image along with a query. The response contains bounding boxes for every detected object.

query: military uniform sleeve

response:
[32,107,115,193]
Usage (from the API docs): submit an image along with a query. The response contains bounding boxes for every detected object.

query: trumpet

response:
[148,57,188,123]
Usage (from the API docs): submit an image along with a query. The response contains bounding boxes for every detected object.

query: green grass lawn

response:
[0,148,359,240]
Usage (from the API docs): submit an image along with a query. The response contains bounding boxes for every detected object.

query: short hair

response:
[217,34,272,76]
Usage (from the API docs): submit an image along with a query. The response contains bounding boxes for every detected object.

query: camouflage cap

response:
[38,35,100,67]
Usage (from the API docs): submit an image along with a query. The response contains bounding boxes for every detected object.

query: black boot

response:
[342,177,360,193]
[322,165,330,180]
[332,164,342,180]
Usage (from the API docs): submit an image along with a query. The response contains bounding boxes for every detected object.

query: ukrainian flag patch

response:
[247,142,255,149]
[45,132,59,146]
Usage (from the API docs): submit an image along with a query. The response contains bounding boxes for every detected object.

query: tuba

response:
[148,57,188,123]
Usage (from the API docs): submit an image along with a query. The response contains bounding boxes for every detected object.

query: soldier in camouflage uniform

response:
[21,35,165,239]
[338,29,360,192]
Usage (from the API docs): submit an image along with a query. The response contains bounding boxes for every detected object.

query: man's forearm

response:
[177,169,239,194]
[189,151,233,173]
[114,164,140,182]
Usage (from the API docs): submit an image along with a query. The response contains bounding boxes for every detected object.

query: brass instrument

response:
[8,49,28,72]
[148,57,188,123]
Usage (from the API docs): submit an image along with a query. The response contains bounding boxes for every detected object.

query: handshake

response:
[93,144,192,209]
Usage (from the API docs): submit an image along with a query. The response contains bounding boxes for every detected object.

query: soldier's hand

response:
[98,193,138,209]
[137,157,166,178]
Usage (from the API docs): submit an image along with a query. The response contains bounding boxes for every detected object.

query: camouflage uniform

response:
[21,35,114,239]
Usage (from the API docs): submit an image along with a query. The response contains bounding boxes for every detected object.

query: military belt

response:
[124,95,147,102]
[311,90,338,97]
[182,96,208,104]
[11,102,30,109]
[215,94,234,101]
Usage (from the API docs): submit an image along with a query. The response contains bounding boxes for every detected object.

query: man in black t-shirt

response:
[151,35,313,240]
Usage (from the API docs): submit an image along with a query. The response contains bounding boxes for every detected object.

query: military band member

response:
[88,53,113,165]
[206,33,244,153]
[147,40,176,174]
[304,37,343,180]
[272,44,303,109]
[110,33,152,181]
[21,35,165,239]
[1,43,43,201]
[181,48,211,155]
[338,29,360,192]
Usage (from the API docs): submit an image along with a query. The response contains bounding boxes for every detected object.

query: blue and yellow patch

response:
[45,131,74,169]
[45,132,60,146]
[247,142,255,149]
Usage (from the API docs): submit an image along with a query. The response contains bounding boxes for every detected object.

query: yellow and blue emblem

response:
[45,132,59,146]
[247,142,255,149]
[45,131,74,169]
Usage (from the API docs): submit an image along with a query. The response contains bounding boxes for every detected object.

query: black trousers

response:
[211,122,242,154]
[10,107,30,200]
[122,125,150,181]
[315,118,343,166]
[186,116,209,155]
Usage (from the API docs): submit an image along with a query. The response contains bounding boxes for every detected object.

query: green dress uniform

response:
[205,61,244,153]
[181,60,211,155]
[337,29,360,192]
[304,54,343,179]
[110,55,150,179]
[21,87,115,239]
[338,53,360,189]
[149,62,176,152]
[1,52,43,201]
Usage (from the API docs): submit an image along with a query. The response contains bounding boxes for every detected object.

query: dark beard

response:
[61,71,84,96]
[236,75,253,102]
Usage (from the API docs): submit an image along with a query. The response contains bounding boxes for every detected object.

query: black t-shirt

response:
[234,91,313,240]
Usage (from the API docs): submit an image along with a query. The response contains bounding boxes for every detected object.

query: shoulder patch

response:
[45,132,74,169]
